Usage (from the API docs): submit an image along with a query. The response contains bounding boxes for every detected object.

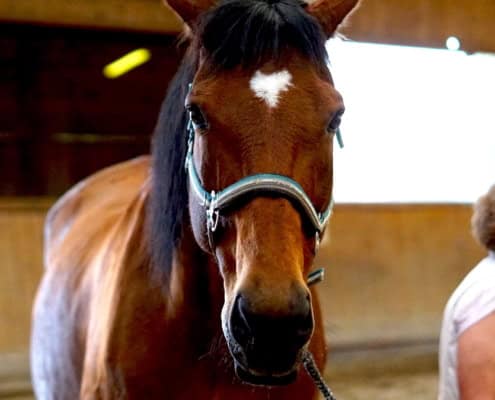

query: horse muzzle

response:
[226,292,314,386]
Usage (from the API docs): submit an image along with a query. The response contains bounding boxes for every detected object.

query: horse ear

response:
[163,0,216,27]
[307,0,359,38]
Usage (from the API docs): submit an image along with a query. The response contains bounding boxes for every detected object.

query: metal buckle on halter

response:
[206,191,220,233]
[206,191,220,253]
[206,208,220,233]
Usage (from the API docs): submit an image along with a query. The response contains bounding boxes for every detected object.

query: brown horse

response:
[30,0,358,398]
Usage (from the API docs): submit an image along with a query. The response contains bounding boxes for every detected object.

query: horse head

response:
[162,0,358,386]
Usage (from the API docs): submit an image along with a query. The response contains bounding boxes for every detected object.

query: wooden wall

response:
[340,0,495,53]
[0,24,183,196]
[318,204,485,349]
[2,0,495,53]
[0,0,182,34]
[0,25,183,196]
[0,199,485,357]
[0,199,50,354]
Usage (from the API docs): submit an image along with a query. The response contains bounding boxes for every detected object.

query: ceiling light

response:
[103,48,151,79]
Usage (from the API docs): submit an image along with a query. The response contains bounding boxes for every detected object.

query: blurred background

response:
[0,0,494,398]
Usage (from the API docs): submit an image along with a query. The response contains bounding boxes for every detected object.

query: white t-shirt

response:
[438,251,495,400]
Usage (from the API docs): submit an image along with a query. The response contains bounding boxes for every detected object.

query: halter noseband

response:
[184,85,337,253]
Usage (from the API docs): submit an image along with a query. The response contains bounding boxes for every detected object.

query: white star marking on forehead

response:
[249,69,293,108]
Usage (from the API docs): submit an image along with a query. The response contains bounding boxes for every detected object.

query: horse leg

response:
[31,267,85,400]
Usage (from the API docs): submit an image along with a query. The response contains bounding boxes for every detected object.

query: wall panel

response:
[318,204,485,348]
[0,200,485,355]
[341,0,495,53]
[0,199,51,354]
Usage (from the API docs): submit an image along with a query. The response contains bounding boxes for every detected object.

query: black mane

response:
[150,0,329,284]
[149,53,196,285]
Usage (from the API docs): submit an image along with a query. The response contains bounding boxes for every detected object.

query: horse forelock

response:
[195,0,329,72]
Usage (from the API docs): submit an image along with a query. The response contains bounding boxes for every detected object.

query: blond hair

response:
[472,184,495,251]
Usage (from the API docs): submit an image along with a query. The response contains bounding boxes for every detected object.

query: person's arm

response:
[458,311,495,400]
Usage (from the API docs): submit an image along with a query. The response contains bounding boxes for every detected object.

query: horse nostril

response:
[294,308,314,345]
[287,289,313,344]
[230,289,314,348]
[230,294,253,346]
[289,287,311,319]
[236,295,251,325]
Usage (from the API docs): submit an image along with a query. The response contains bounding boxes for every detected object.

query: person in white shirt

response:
[438,184,495,400]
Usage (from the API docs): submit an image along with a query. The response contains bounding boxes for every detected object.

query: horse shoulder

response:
[32,156,151,400]
[44,155,151,270]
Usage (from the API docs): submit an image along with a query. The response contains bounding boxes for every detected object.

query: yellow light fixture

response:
[103,48,151,79]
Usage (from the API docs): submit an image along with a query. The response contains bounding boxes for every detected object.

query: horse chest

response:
[111,355,317,399]
[164,360,317,400]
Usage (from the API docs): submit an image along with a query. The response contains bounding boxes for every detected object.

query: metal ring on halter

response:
[307,268,325,286]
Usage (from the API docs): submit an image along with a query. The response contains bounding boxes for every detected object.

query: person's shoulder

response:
[463,255,495,291]
[451,255,495,335]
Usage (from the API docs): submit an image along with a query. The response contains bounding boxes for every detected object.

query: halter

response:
[184,84,340,399]
[184,85,339,253]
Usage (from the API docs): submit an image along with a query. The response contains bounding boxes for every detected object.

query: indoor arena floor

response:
[330,371,437,399]
[1,346,439,399]
[1,371,438,399]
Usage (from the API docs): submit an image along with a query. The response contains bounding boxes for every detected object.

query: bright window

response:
[327,39,495,203]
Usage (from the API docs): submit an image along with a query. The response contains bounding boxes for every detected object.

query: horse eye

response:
[327,109,345,133]
[187,104,208,130]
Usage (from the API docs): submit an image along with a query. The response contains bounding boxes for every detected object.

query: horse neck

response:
[115,203,226,364]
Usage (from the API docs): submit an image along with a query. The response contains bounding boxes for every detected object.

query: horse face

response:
[166,0,358,386]
[187,56,343,384]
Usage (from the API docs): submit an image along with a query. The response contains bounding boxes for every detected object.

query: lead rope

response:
[305,268,337,400]
[302,351,337,400]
